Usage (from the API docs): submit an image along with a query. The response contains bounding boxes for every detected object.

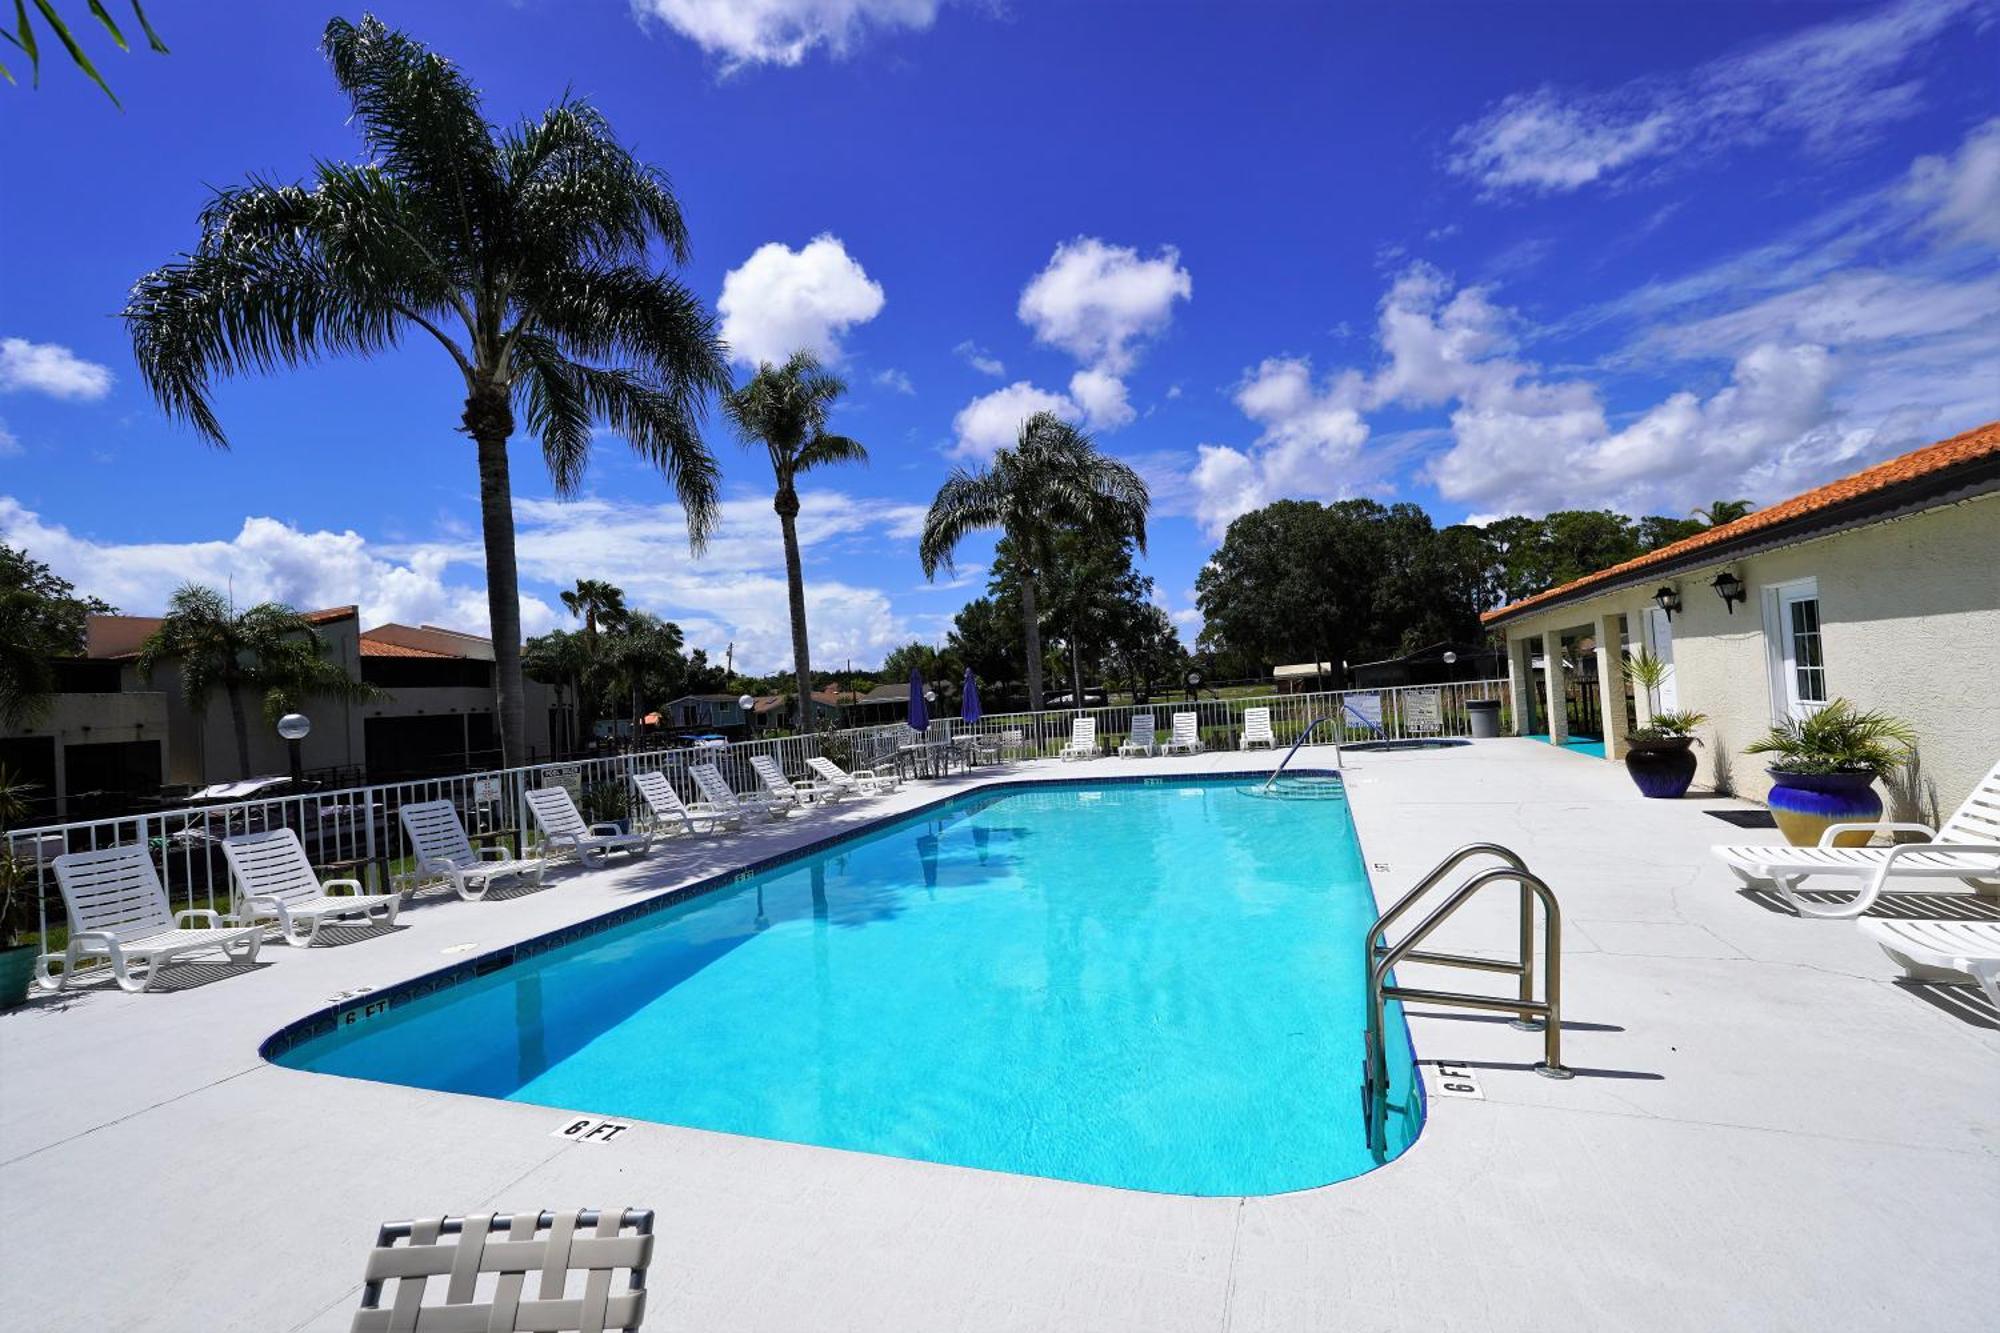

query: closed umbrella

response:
[961,668,982,723]
[907,666,928,734]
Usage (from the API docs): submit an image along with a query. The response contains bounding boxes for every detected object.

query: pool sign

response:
[552,1116,632,1144]
[472,776,502,805]
[1426,1061,1484,1100]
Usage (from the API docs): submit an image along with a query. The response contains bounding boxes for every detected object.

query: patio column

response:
[1540,629,1568,744]
[1506,633,1536,736]
[1595,611,1630,760]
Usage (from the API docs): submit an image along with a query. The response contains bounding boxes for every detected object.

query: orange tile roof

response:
[357,638,452,658]
[1484,419,2000,625]
[302,605,357,625]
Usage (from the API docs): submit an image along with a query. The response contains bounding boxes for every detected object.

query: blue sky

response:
[2,0,1996,673]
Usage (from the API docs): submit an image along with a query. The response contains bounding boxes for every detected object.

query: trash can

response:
[1466,699,1502,739]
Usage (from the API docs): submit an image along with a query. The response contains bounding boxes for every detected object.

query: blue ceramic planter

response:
[1766,768,1881,847]
[1624,739,1698,799]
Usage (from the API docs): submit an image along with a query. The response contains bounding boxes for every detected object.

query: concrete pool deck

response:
[2,739,1996,1331]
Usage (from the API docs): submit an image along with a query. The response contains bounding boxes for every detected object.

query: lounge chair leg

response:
[112,951,155,993]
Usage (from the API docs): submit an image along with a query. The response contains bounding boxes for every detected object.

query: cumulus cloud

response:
[1447,0,1979,195]
[630,0,941,71]
[718,234,885,367]
[950,381,1078,458]
[954,340,1005,377]
[1017,237,1191,373]
[0,337,113,399]
[1905,116,2000,248]
[1188,358,1371,536]
[1067,368,1134,431]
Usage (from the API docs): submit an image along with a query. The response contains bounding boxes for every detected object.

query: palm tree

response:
[0,1,167,106]
[123,15,728,767]
[1691,499,1755,527]
[724,352,868,732]
[919,412,1149,710]
[559,578,626,729]
[604,611,685,744]
[136,585,376,780]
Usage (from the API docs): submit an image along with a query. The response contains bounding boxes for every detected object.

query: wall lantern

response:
[1652,585,1683,621]
[1709,570,1746,614]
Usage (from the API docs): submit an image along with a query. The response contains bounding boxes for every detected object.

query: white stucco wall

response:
[1498,493,2000,815]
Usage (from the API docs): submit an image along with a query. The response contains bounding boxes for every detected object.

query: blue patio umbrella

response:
[961,668,982,723]
[907,666,929,733]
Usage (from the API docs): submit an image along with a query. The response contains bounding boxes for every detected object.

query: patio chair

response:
[1712,759,2000,918]
[1239,707,1275,751]
[751,753,835,808]
[1058,716,1098,761]
[1118,713,1158,757]
[807,754,898,797]
[689,762,781,822]
[350,1208,654,1333]
[220,827,401,946]
[998,727,1028,760]
[1858,917,2000,1008]
[1343,693,1386,739]
[1163,712,1204,755]
[399,800,546,901]
[629,769,735,833]
[40,844,262,993]
[525,786,654,867]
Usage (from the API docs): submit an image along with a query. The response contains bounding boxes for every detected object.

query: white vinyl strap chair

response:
[629,769,733,834]
[1858,918,2000,1008]
[399,800,545,901]
[689,762,777,822]
[1058,716,1098,761]
[41,844,262,992]
[1118,713,1157,757]
[1163,712,1204,755]
[807,754,897,796]
[525,787,654,866]
[1712,758,2000,918]
[220,827,401,946]
[750,753,830,808]
[1239,707,1275,751]
[351,1208,653,1333]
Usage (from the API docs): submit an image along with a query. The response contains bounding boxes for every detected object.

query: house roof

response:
[357,639,452,659]
[1483,418,2000,627]
[858,683,911,703]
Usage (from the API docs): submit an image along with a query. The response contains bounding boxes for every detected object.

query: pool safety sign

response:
[552,1115,633,1144]
[1424,1061,1485,1100]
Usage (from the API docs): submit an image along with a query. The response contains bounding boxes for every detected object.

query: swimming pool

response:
[270,776,1423,1195]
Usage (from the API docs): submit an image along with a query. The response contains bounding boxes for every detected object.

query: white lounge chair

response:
[1162,712,1204,755]
[399,800,546,901]
[750,754,831,808]
[40,844,262,992]
[1343,693,1386,738]
[1058,716,1098,761]
[1713,759,2000,918]
[1858,918,2000,1008]
[1239,707,1275,751]
[807,754,898,797]
[526,786,654,866]
[630,769,734,833]
[690,762,780,822]
[1119,713,1157,757]
[220,827,401,946]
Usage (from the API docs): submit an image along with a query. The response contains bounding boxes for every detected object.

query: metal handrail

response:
[1261,716,1339,792]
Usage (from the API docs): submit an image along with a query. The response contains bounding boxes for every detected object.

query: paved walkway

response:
[3,741,1995,1331]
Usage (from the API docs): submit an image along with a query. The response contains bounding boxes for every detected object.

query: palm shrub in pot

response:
[1745,699,1915,847]
[1621,651,1705,798]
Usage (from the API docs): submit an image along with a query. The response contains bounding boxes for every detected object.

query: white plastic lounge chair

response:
[750,753,831,808]
[1163,712,1204,755]
[1058,716,1098,761]
[1343,693,1386,738]
[526,786,654,866]
[1858,918,2000,1008]
[690,762,779,822]
[399,800,546,901]
[1119,713,1157,757]
[629,769,733,834]
[1713,759,2000,918]
[807,754,897,797]
[1239,707,1275,751]
[39,844,262,992]
[351,1208,654,1333]
[220,827,401,946]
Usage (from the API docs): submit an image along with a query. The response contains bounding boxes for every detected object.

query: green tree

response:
[123,15,727,767]
[559,578,627,726]
[521,627,590,752]
[1104,601,1186,703]
[724,351,868,731]
[136,585,375,779]
[946,597,1019,690]
[1637,514,1704,550]
[1,542,115,727]
[1691,498,1755,527]
[603,611,685,740]
[919,413,1148,710]
[0,1,167,106]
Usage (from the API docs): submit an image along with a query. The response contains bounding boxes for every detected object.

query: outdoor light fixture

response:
[1652,584,1683,620]
[924,688,937,703]
[737,693,755,712]
[1710,570,1746,614]
[1442,651,1458,664]
[277,712,311,784]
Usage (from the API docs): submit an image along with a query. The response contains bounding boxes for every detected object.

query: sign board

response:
[551,1116,632,1144]
[544,765,584,805]
[1406,690,1442,734]
[471,776,502,805]
[1425,1060,1484,1100]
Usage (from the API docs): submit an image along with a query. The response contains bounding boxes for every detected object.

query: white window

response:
[1763,577,1826,719]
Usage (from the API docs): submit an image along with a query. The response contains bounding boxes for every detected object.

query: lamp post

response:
[738,694,756,736]
[276,712,311,785]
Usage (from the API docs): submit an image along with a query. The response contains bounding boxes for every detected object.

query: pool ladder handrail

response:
[1261,716,1339,793]
[1363,842,1572,1151]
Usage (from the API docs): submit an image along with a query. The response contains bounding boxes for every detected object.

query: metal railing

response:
[1262,717,1339,792]
[1363,842,1571,1151]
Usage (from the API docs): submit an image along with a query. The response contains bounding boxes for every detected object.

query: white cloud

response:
[954,340,1005,377]
[630,0,941,71]
[0,419,18,458]
[1905,116,2000,248]
[717,234,885,367]
[1447,0,1980,195]
[1017,237,1191,374]
[1188,358,1372,536]
[949,381,1078,459]
[873,367,915,394]
[1067,368,1134,430]
[0,337,114,400]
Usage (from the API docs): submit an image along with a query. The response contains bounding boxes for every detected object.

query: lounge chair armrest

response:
[176,909,224,928]
[474,845,517,862]
[1818,821,1936,847]
[588,822,625,837]
[321,878,367,896]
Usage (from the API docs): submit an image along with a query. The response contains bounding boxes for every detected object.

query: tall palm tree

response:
[919,412,1149,711]
[1691,498,1755,527]
[136,585,376,780]
[724,352,868,732]
[123,15,728,767]
[559,578,626,730]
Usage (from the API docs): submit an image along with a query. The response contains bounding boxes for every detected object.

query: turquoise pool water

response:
[274,777,1422,1195]
[1527,732,1607,759]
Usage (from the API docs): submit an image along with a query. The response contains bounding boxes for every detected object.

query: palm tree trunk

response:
[1020,574,1045,711]
[777,496,814,733]
[1070,632,1083,705]
[466,385,528,767]
[226,682,252,779]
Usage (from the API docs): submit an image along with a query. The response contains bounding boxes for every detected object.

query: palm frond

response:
[919,468,1009,577]
[516,262,729,403]
[795,432,868,473]
[504,100,691,265]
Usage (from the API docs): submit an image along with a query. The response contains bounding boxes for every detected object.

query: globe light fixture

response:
[276,712,311,784]
[737,694,756,712]
[1442,651,1458,665]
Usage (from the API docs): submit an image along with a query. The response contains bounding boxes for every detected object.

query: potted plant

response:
[1745,700,1916,847]
[1624,710,1709,799]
